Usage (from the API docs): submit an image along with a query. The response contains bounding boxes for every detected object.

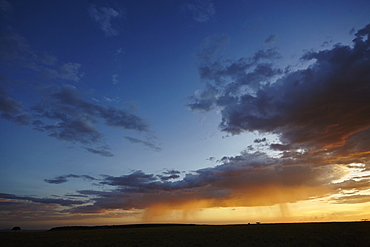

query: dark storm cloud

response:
[189,48,282,112]
[44,174,97,184]
[124,136,162,152]
[189,24,370,153]
[0,193,86,206]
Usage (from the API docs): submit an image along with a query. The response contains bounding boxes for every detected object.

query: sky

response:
[1,0,370,230]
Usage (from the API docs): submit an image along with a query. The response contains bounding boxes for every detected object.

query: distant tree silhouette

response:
[12,226,21,232]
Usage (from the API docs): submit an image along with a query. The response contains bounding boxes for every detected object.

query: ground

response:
[1,222,369,247]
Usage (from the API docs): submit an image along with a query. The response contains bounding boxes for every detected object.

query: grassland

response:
[1,222,369,247]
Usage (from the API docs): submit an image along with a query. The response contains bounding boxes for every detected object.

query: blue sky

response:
[1,0,370,229]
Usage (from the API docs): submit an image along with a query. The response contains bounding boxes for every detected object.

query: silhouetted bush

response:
[12,226,21,231]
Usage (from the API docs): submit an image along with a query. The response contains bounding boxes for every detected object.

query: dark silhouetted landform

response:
[1,222,369,247]
[49,221,368,231]
[49,223,198,231]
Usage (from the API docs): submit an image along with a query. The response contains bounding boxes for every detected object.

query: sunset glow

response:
[1,0,370,230]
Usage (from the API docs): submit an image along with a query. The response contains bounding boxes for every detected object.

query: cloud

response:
[88,4,125,36]
[0,86,30,125]
[189,23,370,154]
[349,27,356,35]
[0,192,90,223]
[196,48,281,86]
[125,136,162,152]
[175,23,370,214]
[4,18,370,222]
[332,178,370,191]
[112,74,119,84]
[0,29,151,156]
[183,0,215,23]
[196,34,229,62]
[59,150,345,216]
[31,85,148,143]
[254,138,266,143]
[85,146,114,157]
[333,194,370,204]
[0,86,22,114]
[0,32,82,82]
[0,193,86,206]
[44,174,97,184]
[6,146,361,218]
[45,86,148,133]
[1,84,149,156]
[158,170,181,181]
[264,34,277,44]
[189,48,282,112]
[52,62,82,81]
[0,0,12,15]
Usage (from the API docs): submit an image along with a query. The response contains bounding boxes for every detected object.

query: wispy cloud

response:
[0,0,12,15]
[183,0,215,23]
[0,32,82,82]
[84,146,114,157]
[1,79,148,157]
[112,74,119,84]
[0,86,30,125]
[196,34,229,62]
[264,34,277,44]
[44,174,97,184]
[88,3,125,37]
[0,192,86,206]
[158,170,181,181]
[0,27,152,157]
[333,194,370,204]
[125,136,162,152]
[29,85,148,147]
[0,86,23,114]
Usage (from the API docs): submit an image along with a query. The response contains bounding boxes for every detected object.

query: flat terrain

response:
[1,222,369,247]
